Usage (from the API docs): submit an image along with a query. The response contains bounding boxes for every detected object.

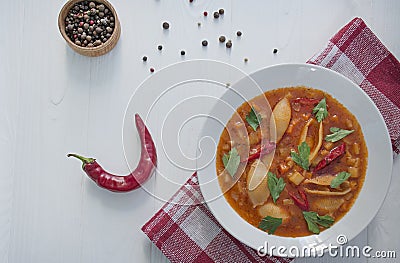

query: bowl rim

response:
[197,63,393,258]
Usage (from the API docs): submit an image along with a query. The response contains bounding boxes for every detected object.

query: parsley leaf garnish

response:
[222,147,240,177]
[325,127,354,142]
[258,216,282,235]
[267,172,286,203]
[303,211,334,234]
[290,141,310,170]
[246,107,262,131]
[312,98,328,122]
[330,171,351,189]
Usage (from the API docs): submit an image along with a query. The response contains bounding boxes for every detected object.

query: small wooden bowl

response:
[58,0,121,57]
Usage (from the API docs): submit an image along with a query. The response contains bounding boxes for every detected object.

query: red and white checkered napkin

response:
[142,17,400,263]
[142,173,292,263]
[307,17,400,154]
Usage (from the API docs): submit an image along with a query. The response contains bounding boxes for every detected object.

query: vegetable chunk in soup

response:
[216,86,367,237]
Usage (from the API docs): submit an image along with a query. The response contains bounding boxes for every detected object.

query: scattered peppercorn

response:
[203,11,208,16]
[219,8,224,15]
[197,22,201,27]
[158,45,163,50]
[236,31,242,37]
[162,22,170,30]
[142,56,148,62]
[202,40,208,46]
[64,0,116,48]
[226,40,232,48]
[273,48,278,54]
[189,0,193,2]
[219,35,226,43]
[244,58,248,63]
[150,68,155,73]
[180,50,186,56]
[213,12,220,19]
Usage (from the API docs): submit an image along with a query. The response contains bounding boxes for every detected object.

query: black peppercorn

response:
[236,31,242,37]
[158,45,163,50]
[142,56,148,62]
[219,35,226,43]
[213,12,219,19]
[273,48,278,54]
[202,40,208,46]
[94,40,102,46]
[226,40,232,48]
[219,8,224,15]
[162,22,170,30]
[180,50,186,56]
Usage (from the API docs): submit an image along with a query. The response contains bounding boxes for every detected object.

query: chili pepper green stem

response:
[67,153,95,169]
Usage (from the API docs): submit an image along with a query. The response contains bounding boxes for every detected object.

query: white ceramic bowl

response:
[197,63,393,257]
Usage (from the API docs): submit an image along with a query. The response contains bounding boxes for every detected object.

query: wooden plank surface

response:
[0,1,399,262]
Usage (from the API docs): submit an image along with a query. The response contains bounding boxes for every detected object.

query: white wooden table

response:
[1,1,399,262]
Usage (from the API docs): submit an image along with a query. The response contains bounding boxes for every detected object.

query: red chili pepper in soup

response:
[292,97,320,105]
[289,188,309,211]
[243,141,276,162]
[314,143,346,172]
[68,114,157,192]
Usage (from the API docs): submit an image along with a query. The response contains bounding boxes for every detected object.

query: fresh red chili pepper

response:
[68,114,157,192]
[292,97,320,105]
[313,143,346,172]
[289,188,309,211]
[242,141,276,162]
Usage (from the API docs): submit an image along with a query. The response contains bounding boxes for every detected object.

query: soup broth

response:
[216,86,367,237]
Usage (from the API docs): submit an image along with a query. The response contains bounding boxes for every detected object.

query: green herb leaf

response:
[317,214,336,228]
[325,127,354,142]
[246,107,262,131]
[312,98,328,122]
[267,172,286,203]
[290,141,310,170]
[258,216,282,234]
[303,211,319,234]
[330,171,351,189]
[222,147,241,177]
[303,211,334,234]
